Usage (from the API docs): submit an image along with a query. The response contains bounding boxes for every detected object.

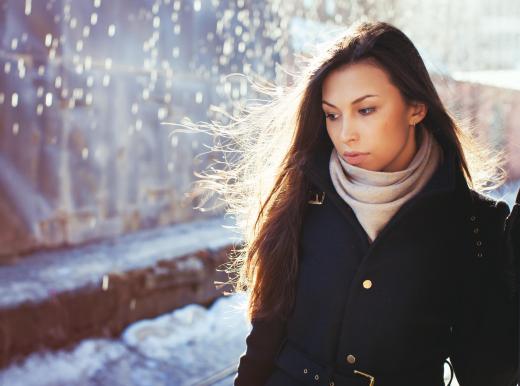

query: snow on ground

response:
[0,293,250,386]
[0,339,128,386]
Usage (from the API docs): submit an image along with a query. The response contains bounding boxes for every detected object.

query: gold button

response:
[346,354,356,364]
[362,280,372,289]
[303,368,308,374]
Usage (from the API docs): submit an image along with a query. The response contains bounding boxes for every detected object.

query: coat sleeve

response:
[450,199,519,386]
[233,315,288,386]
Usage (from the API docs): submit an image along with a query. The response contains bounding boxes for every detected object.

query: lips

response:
[343,151,369,157]
[343,151,369,165]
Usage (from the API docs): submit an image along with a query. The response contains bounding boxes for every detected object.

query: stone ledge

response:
[0,215,239,369]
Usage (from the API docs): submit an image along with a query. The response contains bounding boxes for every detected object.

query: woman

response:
[191,20,519,385]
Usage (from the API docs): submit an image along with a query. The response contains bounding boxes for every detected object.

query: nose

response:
[340,118,359,144]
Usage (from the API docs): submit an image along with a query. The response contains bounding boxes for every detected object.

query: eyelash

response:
[325,107,376,121]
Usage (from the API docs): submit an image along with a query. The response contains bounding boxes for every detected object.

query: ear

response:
[409,101,428,125]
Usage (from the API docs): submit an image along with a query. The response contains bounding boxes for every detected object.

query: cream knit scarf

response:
[329,125,443,243]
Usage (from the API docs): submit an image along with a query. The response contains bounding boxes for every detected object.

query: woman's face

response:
[321,59,427,172]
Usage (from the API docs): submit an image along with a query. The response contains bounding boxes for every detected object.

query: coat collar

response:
[301,134,472,248]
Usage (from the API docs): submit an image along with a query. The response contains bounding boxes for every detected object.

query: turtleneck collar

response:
[328,124,443,242]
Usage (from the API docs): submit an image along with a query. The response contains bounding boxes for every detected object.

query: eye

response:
[359,107,376,115]
[324,113,338,121]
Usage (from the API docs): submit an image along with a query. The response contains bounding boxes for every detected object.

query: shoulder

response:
[469,189,510,223]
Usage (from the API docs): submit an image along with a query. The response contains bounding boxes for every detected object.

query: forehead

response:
[322,60,396,100]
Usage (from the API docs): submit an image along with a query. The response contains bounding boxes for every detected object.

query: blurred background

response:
[0,0,519,385]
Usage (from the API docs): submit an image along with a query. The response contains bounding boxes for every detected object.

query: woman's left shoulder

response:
[468,189,510,223]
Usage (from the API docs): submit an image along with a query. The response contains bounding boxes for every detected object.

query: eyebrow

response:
[322,94,379,108]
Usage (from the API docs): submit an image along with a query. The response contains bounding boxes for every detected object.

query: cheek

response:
[369,120,406,156]
[326,124,340,145]
[376,111,408,142]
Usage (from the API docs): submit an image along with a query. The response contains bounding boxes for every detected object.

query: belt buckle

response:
[353,369,375,386]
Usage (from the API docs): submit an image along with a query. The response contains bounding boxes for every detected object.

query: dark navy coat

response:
[234,136,519,386]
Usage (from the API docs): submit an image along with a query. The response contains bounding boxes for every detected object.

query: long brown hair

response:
[179,20,507,322]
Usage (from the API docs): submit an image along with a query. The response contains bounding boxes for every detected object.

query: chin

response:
[355,162,377,171]
[369,161,390,172]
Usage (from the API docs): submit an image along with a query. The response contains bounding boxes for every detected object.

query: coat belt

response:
[274,339,446,386]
